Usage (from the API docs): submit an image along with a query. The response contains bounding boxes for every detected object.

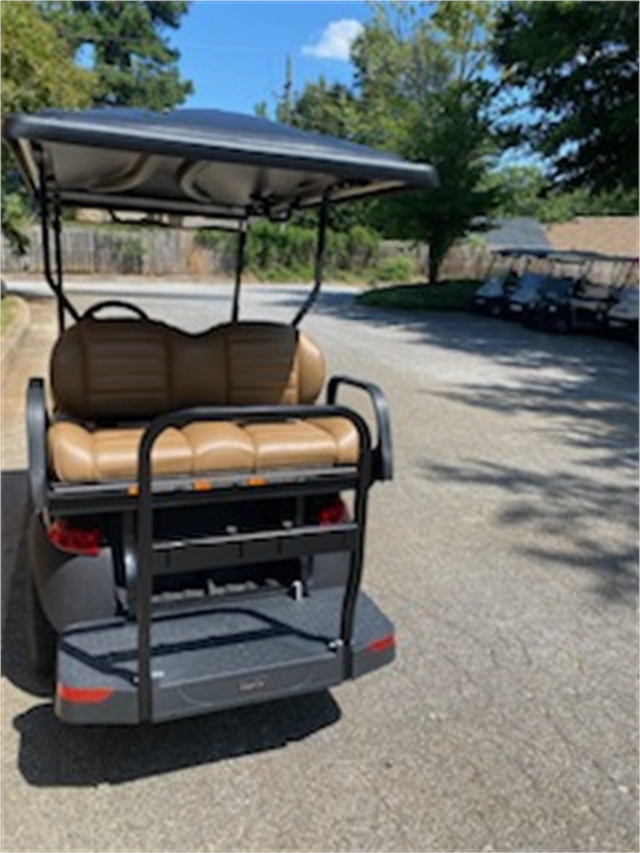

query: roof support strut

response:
[292,194,330,327]
[231,222,247,323]
[38,158,79,333]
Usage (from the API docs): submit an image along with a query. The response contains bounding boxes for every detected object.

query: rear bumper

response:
[55,588,394,725]
[505,302,526,318]
[471,296,505,314]
[607,317,637,332]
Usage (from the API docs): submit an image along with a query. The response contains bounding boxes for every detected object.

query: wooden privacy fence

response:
[3,225,483,280]
[1,226,237,276]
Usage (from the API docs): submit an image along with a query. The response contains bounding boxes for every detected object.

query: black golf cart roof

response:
[3,107,438,219]
[494,247,638,265]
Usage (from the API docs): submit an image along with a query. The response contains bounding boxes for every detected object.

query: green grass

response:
[1,296,18,335]
[357,279,481,312]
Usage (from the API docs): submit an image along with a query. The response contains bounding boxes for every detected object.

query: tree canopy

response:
[1,2,95,251]
[1,2,94,115]
[272,1,638,281]
[42,1,193,109]
[351,2,500,283]
[2,2,194,250]
[493,1,639,194]
[275,2,501,283]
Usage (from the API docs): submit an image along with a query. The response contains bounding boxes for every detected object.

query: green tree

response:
[481,164,547,219]
[43,1,193,109]
[493,1,639,194]
[271,65,371,233]
[277,76,359,140]
[352,2,501,283]
[485,164,639,222]
[1,2,95,251]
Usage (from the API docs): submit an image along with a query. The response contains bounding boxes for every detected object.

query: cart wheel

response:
[24,568,56,680]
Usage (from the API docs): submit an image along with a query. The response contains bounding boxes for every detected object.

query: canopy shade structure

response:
[3,107,438,219]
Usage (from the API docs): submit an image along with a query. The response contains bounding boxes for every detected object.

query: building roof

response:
[544,217,639,259]
[483,217,552,252]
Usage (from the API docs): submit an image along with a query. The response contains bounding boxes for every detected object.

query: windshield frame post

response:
[292,193,330,327]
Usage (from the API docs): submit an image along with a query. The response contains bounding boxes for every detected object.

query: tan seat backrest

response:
[51,318,325,421]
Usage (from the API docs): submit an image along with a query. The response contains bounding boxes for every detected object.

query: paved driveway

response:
[2,281,638,852]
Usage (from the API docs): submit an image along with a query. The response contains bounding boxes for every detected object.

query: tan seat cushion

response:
[51,319,325,420]
[48,417,359,483]
[46,318,357,484]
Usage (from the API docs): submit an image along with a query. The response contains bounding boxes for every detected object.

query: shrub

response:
[197,220,381,280]
[117,237,144,274]
[372,255,417,284]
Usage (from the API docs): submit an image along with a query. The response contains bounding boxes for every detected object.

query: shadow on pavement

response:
[14,690,341,787]
[413,333,638,603]
[421,457,638,603]
[288,289,639,604]
[1,469,51,698]
[286,288,639,377]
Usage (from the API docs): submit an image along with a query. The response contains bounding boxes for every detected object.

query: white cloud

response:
[302,19,363,61]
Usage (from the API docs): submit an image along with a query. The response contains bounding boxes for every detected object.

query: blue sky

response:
[168,1,372,114]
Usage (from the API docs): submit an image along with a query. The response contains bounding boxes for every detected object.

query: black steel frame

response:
[36,169,332,330]
[134,404,373,722]
[38,158,79,334]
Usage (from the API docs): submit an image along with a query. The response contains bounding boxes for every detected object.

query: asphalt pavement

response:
[2,279,638,852]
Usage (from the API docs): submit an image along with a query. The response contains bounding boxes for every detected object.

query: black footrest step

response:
[55,589,394,725]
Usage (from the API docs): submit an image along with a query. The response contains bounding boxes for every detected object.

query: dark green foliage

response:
[43,1,193,108]
[276,75,360,140]
[372,255,418,284]
[273,4,501,284]
[485,165,639,222]
[359,280,480,311]
[345,2,501,283]
[245,221,380,280]
[1,2,95,251]
[196,222,381,282]
[493,1,639,193]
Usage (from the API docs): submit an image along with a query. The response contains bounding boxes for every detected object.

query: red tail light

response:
[57,684,114,704]
[367,634,395,654]
[317,499,350,526]
[47,521,102,556]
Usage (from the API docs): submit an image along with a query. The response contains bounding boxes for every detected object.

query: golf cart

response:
[524,251,629,336]
[522,273,577,334]
[503,249,557,319]
[606,288,639,343]
[604,258,639,343]
[471,248,521,317]
[3,107,437,725]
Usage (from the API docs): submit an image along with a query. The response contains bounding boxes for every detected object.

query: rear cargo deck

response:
[56,588,394,724]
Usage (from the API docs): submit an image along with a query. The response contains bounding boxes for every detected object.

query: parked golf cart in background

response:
[3,107,437,726]
[522,251,598,334]
[607,288,639,344]
[504,249,557,319]
[524,251,636,336]
[522,272,577,334]
[606,257,640,344]
[471,248,521,317]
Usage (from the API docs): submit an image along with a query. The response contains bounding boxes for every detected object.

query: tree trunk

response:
[429,231,448,284]
[428,250,440,285]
